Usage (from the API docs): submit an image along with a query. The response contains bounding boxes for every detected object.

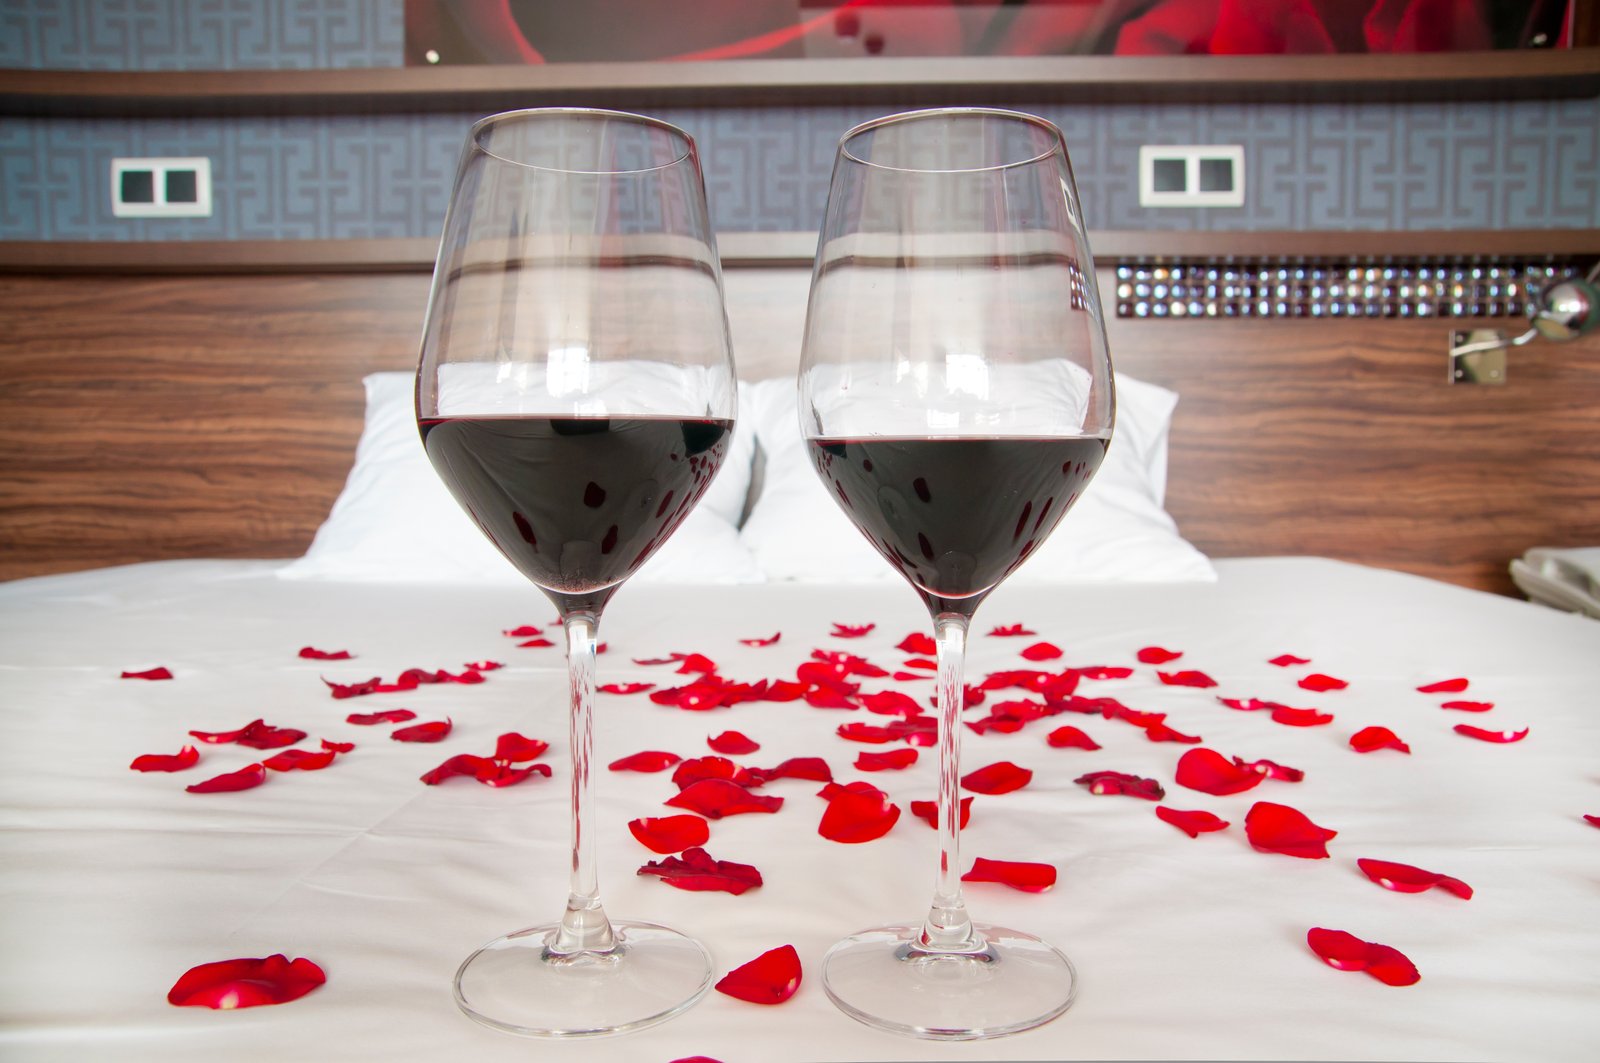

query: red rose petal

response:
[185,763,266,794]
[1245,801,1337,859]
[1582,814,1600,828]
[320,739,354,753]
[1075,770,1164,800]
[1271,705,1334,727]
[988,624,1035,637]
[517,638,555,648]
[902,657,938,671]
[1142,721,1203,744]
[298,647,352,660]
[859,690,922,717]
[463,660,503,672]
[475,762,552,787]
[896,632,936,655]
[707,730,760,755]
[962,857,1057,892]
[167,954,325,1009]
[503,624,542,637]
[855,748,918,771]
[1349,726,1410,754]
[1136,646,1183,664]
[1439,700,1494,712]
[1356,858,1472,899]
[909,796,973,829]
[130,745,199,772]
[1174,748,1263,795]
[390,719,452,743]
[188,720,307,750]
[1157,669,1217,688]
[1307,928,1419,986]
[818,785,901,843]
[1298,673,1348,692]
[835,721,897,744]
[671,756,739,790]
[1417,677,1469,693]
[263,748,337,772]
[737,756,833,786]
[673,653,718,675]
[1156,805,1230,838]
[714,944,802,1005]
[1046,725,1101,750]
[803,688,859,710]
[831,623,875,639]
[597,682,655,695]
[961,761,1033,795]
[628,815,711,854]
[1020,641,1063,662]
[1453,724,1529,743]
[740,632,781,646]
[638,846,762,895]
[1269,654,1311,666]
[493,732,549,762]
[121,666,173,680]
[1233,756,1304,782]
[345,709,417,725]
[1079,665,1134,679]
[420,753,492,784]
[666,779,783,818]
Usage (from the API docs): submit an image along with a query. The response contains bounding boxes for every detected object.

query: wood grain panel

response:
[2,268,1598,596]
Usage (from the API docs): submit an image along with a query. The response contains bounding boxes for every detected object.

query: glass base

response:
[453,920,713,1038]
[822,924,1076,1041]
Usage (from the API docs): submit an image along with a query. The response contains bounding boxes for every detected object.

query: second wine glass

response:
[416,108,735,1038]
[799,108,1114,1040]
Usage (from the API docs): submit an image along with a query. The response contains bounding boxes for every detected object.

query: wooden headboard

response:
[4,234,1598,596]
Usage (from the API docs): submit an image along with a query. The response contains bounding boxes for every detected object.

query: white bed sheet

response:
[1,558,1597,1063]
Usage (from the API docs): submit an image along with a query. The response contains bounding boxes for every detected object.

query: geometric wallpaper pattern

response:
[2,1,1596,239]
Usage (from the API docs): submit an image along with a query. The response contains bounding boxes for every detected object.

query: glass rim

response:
[469,107,696,176]
[837,107,1066,175]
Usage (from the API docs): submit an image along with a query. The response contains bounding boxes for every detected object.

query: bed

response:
[2,247,1599,1062]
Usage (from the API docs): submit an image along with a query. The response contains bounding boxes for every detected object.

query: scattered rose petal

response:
[902,658,938,671]
[130,745,199,772]
[671,756,739,790]
[517,638,555,648]
[961,761,1033,795]
[909,796,973,829]
[1245,801,1337,859]
[167,954,326,1009]
[708,730,760,755]
[390,719,452,743]
[667,779,783,818]
[988,624,1035,637]
[1157,669,1217,688]
[1020,641,1063,661]
[1269,654,1310,667]
[188,720,307,750]
[345,709,417,725]
[831,623,875,639]
[1417,677,1469,693]
[1142,721,1203,744]
[185,763,266,794]
[737,756,833,786]
[962,857,1056,892]
[419,754,491,785]
[1298,673,1348,692]
[1453,724,1529,743]
[463,660,503,672]
[1270,705,1334,727]
[297,647,352,660]
[597,682,655,695]
[1174,748,1264,795]
[714,945,802,1005]
[891,671,928,682]
[1582,814,1600,828]
[739,633,781,647]
[1356,857,1472,898]
[1046,725,1101,750]
[1078,665,1134,679]
[1350,726,1410,754]
[896,632,936,655]
[855,748,918,771]
[1075,770,1164,800]
[818,782,901,843]
[1439,700,1493,712]
[503,624,542,637]
[859,690,922,716]
[121,666,173,680]
[1306,928,1419,986]
[1156,806,1230,838]
[1233,756,1303,782]
[1136,646,1183,664]
[628,815,711,854]
[263,748,338,772]
[638,847,762,894]
[673,653,718,675]
[320,739,354,753]
[493,732,549,762]
[804,688,858,710]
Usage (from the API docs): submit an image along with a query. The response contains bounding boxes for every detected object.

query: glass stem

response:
[919,611,980,953]
[549,610,616,955]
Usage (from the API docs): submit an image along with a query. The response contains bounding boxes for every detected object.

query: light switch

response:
[1138,146,1245,208]
[111,157,212,218]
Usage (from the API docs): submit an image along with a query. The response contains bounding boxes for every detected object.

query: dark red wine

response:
[808,435,1107,615]
[421,415,732,612]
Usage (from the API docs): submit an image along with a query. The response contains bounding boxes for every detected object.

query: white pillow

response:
[736,373,1215,584]
[279,372,764,585]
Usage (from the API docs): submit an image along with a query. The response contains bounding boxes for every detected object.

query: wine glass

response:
[416,108,735,1037]
[799,108,1113,1040]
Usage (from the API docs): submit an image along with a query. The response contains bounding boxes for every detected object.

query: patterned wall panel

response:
[0,0,404,70]
[3,97,1597,241]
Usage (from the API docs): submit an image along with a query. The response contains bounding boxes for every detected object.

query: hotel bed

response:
[2,256,1599,1062]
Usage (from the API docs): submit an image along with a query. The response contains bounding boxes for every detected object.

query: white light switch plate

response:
[111,157,213,218]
